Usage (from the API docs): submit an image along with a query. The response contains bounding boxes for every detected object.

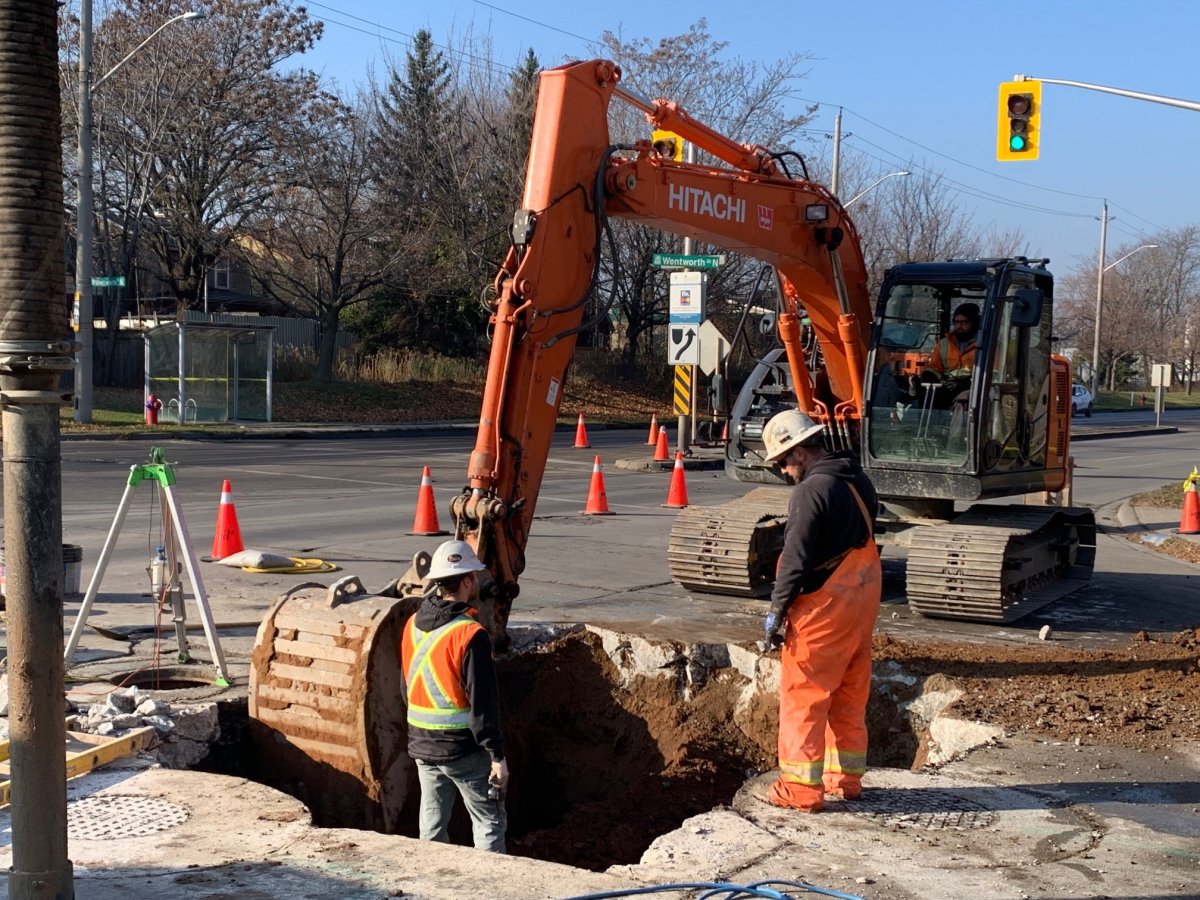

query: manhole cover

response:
[67,795,191,840]
[849,787,994,830]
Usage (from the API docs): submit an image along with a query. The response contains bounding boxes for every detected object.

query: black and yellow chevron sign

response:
[673,365,692,415]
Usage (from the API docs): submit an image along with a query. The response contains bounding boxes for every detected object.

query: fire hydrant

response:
[145,393,161,426]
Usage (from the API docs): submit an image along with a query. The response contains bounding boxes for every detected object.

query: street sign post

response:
[653,253,725,270]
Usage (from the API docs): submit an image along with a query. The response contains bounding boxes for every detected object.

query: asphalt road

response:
[7,412,1186,671]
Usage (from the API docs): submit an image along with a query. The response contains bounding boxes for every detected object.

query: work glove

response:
[489,758,510,792]
[762,610,785,650]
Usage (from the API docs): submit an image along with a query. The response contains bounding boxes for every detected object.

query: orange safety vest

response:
[401,613,483,731]
[930,333,976,373]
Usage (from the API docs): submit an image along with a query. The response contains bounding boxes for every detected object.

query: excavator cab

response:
[861,258,1068,511]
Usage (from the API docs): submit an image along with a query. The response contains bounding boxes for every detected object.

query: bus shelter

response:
[144,322,274,423]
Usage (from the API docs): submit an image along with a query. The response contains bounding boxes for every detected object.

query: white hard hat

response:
[427,540,487,581]
[762,409,825,463]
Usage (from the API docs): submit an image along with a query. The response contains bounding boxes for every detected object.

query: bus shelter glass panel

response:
[144,322,273,423]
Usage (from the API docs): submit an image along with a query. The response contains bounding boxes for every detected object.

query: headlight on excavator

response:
[805,204,829,222]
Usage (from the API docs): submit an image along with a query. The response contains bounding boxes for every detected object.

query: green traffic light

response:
[1009,134,1028,152]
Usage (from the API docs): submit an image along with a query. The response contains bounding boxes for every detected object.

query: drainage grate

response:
[67,795,191,840]
[847,788,995,830]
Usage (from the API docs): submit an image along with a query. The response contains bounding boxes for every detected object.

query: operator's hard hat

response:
[427,540,487,581]
[762,409,825,463]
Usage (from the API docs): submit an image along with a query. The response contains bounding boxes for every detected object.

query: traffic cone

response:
[408,466,449,536]
[582,455,613,515]
[653,427,670,462]
[721,419,730,443]
[210,480,244,560]
[663,451,689,508]
[574,414,590,449]
[1181,468,1200,535]
[646,414,659,445]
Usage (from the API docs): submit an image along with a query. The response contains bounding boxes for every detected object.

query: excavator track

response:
[668,486,791,597]
[905,505,1097,623]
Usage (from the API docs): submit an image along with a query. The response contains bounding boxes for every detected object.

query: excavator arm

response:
[451,59,872,647]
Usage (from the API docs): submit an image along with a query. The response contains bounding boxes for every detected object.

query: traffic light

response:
[997,80,1042,161]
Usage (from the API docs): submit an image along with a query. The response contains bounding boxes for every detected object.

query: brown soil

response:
[498,631,773,871]
[875,629,1200,752]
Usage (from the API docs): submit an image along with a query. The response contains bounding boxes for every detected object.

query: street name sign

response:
[652,253,725,270]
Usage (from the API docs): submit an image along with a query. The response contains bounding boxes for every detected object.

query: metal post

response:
[75,0,95,423]
[1090,200,1109,397]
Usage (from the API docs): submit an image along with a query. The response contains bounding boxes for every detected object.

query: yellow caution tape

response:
[1184,466,1200,492]
[240,558,341,575]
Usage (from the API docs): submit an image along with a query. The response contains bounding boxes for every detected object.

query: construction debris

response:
[65,686,220,769]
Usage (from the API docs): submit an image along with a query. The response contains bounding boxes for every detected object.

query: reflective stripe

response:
[824,748,867,776]
[405,617,476,730]
[778,758,823,787]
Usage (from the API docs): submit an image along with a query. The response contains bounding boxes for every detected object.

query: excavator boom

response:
[454,59,871,646]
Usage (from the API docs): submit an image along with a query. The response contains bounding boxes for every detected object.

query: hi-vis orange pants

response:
[770,541,882,810]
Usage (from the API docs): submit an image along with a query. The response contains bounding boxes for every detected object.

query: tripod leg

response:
[161,485,230,684]
[65,480,138,665]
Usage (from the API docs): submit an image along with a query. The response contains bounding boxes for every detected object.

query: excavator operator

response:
[916,302,979,407]
[760,409,882,812]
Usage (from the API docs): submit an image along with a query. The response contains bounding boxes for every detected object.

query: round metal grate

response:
[67,795,191,841]
[848,787,995,830]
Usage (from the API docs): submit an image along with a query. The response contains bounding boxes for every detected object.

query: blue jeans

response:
[414,750,507,853]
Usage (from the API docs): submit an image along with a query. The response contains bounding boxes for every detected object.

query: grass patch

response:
[1095,388,1200,411]
[1129,482,1188,507]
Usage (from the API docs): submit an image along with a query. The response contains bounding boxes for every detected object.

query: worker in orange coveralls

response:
[760,408,882,812]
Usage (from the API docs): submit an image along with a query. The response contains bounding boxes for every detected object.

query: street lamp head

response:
[181,11,207,21]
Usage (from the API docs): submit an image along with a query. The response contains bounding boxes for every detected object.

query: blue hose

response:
[562,878,864,900]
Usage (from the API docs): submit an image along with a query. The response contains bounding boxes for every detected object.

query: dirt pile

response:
[875,629,1200,752]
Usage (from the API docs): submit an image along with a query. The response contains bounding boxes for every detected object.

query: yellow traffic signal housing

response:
[997,80,1042,161]
[651,128,684,161]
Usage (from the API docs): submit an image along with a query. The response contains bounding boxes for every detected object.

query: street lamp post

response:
[844,171,911,207]
[75,6,205,423]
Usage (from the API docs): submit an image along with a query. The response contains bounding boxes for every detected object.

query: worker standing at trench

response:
[760,409,882,812]
[401,540,509,851]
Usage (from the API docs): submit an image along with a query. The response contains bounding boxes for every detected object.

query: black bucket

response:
[0,544,84,596]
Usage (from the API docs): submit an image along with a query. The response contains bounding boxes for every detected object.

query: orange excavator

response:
[247,58,1097,829]
[450,59,1095,646]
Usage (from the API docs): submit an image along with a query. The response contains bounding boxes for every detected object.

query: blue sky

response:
[293,0,1199,276]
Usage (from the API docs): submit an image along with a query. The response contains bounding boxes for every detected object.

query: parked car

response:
[1071,383,1094,417]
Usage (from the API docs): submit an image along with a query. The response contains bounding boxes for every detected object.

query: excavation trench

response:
[204,625,935,872]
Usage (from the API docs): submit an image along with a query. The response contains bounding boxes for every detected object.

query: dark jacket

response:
[404,594,505,764]
[769,451,878,614]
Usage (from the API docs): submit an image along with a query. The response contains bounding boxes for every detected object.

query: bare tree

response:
[87,0,326,310]
[236,101,398,383]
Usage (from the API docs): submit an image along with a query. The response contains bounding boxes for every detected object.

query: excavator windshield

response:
[867,280,987,467]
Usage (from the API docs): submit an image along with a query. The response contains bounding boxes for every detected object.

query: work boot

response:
[824,776,862,800]
[768,778,824,812]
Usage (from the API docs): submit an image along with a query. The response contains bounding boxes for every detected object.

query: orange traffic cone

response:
[574,414,590,448]
[653,427,670,462]
[210,480,245,560]
[583,455,613,515]
[721,419,730,443]
[1181,479,1200,535]
[409,466,449,536]
[646,414,659,446]
[663,452,689,508]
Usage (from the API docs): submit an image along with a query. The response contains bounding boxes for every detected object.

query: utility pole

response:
[75,0,94,423]
[1,0,76,896]
[830,108,842,197]
[1091,200,1110,397]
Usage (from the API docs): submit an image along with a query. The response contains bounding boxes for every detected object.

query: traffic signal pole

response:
[1014,74,1200,113]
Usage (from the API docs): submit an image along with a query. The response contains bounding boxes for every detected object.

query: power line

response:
[470,0,601,48]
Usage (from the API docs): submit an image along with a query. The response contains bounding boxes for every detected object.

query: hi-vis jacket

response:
[400,595,505,763]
